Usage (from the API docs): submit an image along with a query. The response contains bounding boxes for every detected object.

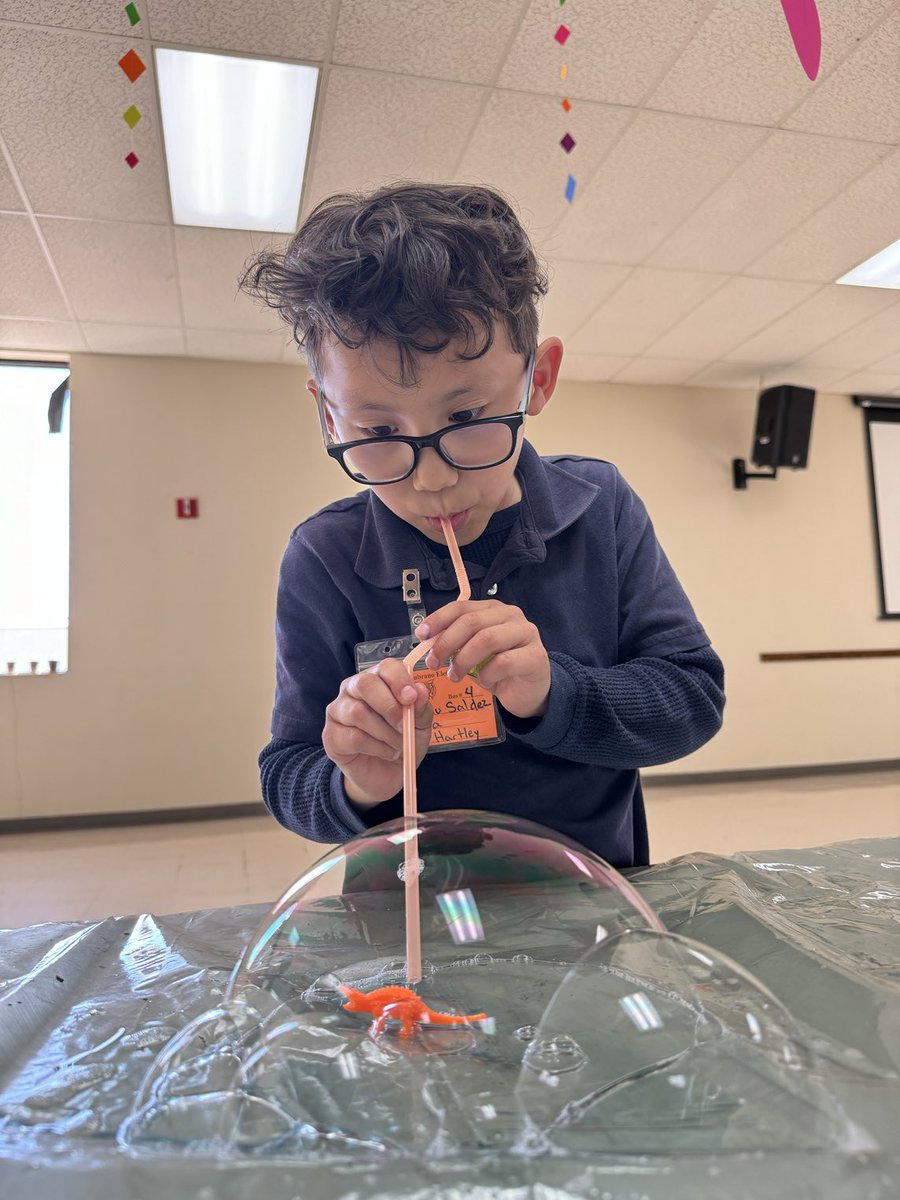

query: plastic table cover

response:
[1,836,898,1199]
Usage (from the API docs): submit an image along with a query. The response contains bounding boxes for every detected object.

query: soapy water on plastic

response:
[117,810,869,1162]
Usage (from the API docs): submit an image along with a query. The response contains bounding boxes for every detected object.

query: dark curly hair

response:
[238,183,548,384]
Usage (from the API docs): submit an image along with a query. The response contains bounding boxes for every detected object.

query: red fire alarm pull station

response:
[176,498,199,519]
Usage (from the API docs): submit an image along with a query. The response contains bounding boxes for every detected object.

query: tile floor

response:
[1,769,897,929]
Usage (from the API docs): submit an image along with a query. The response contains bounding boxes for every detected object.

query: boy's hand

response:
[323,659,433,808]
[417,601,551,721]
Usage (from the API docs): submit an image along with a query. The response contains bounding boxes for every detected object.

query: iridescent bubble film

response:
[120,811,860,1162]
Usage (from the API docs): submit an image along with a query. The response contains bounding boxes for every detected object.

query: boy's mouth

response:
[425,509,469,533]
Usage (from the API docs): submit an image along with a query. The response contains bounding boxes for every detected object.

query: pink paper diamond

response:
[125,151,139,168]
[560,133,575,154]
[554,24,570,45]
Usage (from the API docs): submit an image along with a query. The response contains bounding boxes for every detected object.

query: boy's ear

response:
[528,338,564,416]
[307,377,338,442]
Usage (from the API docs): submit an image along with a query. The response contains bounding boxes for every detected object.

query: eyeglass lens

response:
[343,421,515,483]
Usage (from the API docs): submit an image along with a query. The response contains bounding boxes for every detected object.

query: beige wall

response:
[1,353,897,820]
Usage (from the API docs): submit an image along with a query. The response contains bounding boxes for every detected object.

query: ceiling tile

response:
[613,358,709,385]
[40,217,181,324]
[0,25,170,223]
[746,149,900,283]
[868,349,900,374]
[686,362,772,390]
[457,93,633,235]
[0,153,24,210]
[553,110,769,264]
[498,0,713,106]
[0,317,85,352]
[647,131,889,273]
[185,328,290,363]
[147,0,335,60]
[567,267,727,357]
[82,322,184,355]
[688,360,848,391]
[648,0,895,126]
[783,8,900,143]
[538,260,632,342]
[646,276,819,359]
[0,214,68,319]
[175,227,292,333]
[0,2,150,36]
[825,370,900,397]
[723,285,896,364]
[300,68,486,214]
[333,0,521,84]
[558,354,633,383]
[794,301,900,369]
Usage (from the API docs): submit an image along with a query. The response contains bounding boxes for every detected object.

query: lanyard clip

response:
[402,568,427,637]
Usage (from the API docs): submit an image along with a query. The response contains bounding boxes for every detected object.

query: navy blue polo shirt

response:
[262,439,724,867]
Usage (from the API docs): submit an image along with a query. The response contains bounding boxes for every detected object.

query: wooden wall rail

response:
[760,649,900,662]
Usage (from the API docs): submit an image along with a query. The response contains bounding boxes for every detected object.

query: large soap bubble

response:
[120,810,862,1161]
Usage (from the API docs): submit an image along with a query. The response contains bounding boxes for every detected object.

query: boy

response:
[240,183,724,868]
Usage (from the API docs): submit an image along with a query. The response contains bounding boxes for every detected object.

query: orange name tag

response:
[410,665,501,749]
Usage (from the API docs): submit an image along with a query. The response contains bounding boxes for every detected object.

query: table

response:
[1,837,898,1199]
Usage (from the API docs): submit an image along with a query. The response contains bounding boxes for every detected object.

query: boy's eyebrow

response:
[352,385,477,414]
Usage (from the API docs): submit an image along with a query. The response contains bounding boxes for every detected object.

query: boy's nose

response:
[411,445,458,491]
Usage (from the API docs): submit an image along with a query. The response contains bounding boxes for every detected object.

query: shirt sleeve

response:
[261,531,369,839]
[259,737,370,843]
[497,645,725,768]
[614,470,711,660]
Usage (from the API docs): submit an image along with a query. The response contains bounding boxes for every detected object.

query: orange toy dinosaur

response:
[339,984,487,1038]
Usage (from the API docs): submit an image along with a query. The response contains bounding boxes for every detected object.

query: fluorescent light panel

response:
[155,48,318,233]
[837,236,900,290]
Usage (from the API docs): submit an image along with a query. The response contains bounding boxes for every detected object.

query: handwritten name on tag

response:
[410,666,499,747]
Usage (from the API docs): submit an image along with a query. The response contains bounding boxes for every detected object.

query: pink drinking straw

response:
[400,517,470,984]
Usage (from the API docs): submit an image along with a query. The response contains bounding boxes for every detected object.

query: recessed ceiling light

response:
[837,237,900,290]
[154,48,319,233]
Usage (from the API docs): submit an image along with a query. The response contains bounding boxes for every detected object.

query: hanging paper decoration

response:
[125,151,139,168]
[118,48,146,82]
[779,0,821,80]
[125,3,141,26]
[554,6,575,204]
[123,104,141,128]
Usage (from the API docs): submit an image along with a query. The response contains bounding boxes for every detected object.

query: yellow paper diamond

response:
[123,105,142,128]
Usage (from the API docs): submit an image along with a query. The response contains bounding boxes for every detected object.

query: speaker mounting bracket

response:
[732,458,778,490]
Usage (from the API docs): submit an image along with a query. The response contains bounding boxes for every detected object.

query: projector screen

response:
[862,407,900,618]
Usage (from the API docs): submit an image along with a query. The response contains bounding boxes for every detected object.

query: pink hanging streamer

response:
[779,0,822,81]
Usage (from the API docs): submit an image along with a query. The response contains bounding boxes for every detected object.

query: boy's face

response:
[308,330,562,545]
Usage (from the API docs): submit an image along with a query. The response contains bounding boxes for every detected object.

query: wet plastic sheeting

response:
[1,837,899,1199]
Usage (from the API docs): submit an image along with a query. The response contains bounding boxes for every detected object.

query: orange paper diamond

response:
[118,49,146,83]
[561,98,571,113]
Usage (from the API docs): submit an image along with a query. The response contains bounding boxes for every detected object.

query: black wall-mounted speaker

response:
[751,385,815,470]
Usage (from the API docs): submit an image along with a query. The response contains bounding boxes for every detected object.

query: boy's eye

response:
[358,407,486,438]
[448,407,486,424]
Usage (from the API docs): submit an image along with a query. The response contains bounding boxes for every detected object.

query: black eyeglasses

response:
[320,352,536,485]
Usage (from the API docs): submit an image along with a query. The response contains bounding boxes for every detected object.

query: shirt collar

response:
[354,439,602,591]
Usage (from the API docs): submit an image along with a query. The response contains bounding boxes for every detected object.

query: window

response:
[0,361,70,674]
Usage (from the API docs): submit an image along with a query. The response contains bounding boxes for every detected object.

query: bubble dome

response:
[120,810,856,1161]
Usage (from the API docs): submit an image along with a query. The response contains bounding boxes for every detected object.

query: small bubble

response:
[512,953,533,965]
[396,858,424,882]
[523,1034,586,1075]
[473,953,493,966]
[514,1024,536,1042]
